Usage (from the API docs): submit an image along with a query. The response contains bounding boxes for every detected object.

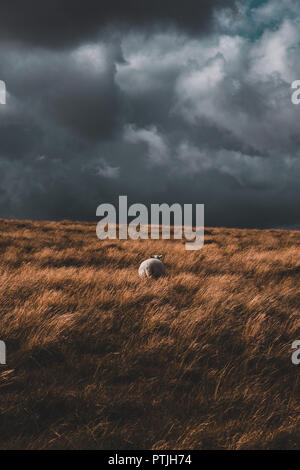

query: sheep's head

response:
[151,254,163,260]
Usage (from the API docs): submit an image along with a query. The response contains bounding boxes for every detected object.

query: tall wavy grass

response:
[0,218,299,449]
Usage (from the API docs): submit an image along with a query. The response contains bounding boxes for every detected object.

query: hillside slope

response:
[0,219,299,449]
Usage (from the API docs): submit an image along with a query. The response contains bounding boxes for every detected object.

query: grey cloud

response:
[0,0,237,48]
[0,41,125,142]
[1,0,300,229]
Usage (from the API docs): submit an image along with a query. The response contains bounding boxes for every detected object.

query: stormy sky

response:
[0,0,300,228]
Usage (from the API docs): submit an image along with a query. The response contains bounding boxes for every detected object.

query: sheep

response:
[138,255,165,279]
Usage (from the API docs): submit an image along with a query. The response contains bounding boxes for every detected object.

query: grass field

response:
[0,218,299,449]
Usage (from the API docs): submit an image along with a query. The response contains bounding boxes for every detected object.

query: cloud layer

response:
[0,0,300,228]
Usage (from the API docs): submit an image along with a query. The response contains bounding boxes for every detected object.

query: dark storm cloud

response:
[0,0,236,48]
[1,0,300,228]
[0,41,126,142]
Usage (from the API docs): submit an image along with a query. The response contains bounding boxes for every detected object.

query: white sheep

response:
[138,255,165,279]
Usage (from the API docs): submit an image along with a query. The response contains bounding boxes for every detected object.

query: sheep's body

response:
[138,257,165,279]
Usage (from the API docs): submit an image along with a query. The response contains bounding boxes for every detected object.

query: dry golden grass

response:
[0,218,299,449]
